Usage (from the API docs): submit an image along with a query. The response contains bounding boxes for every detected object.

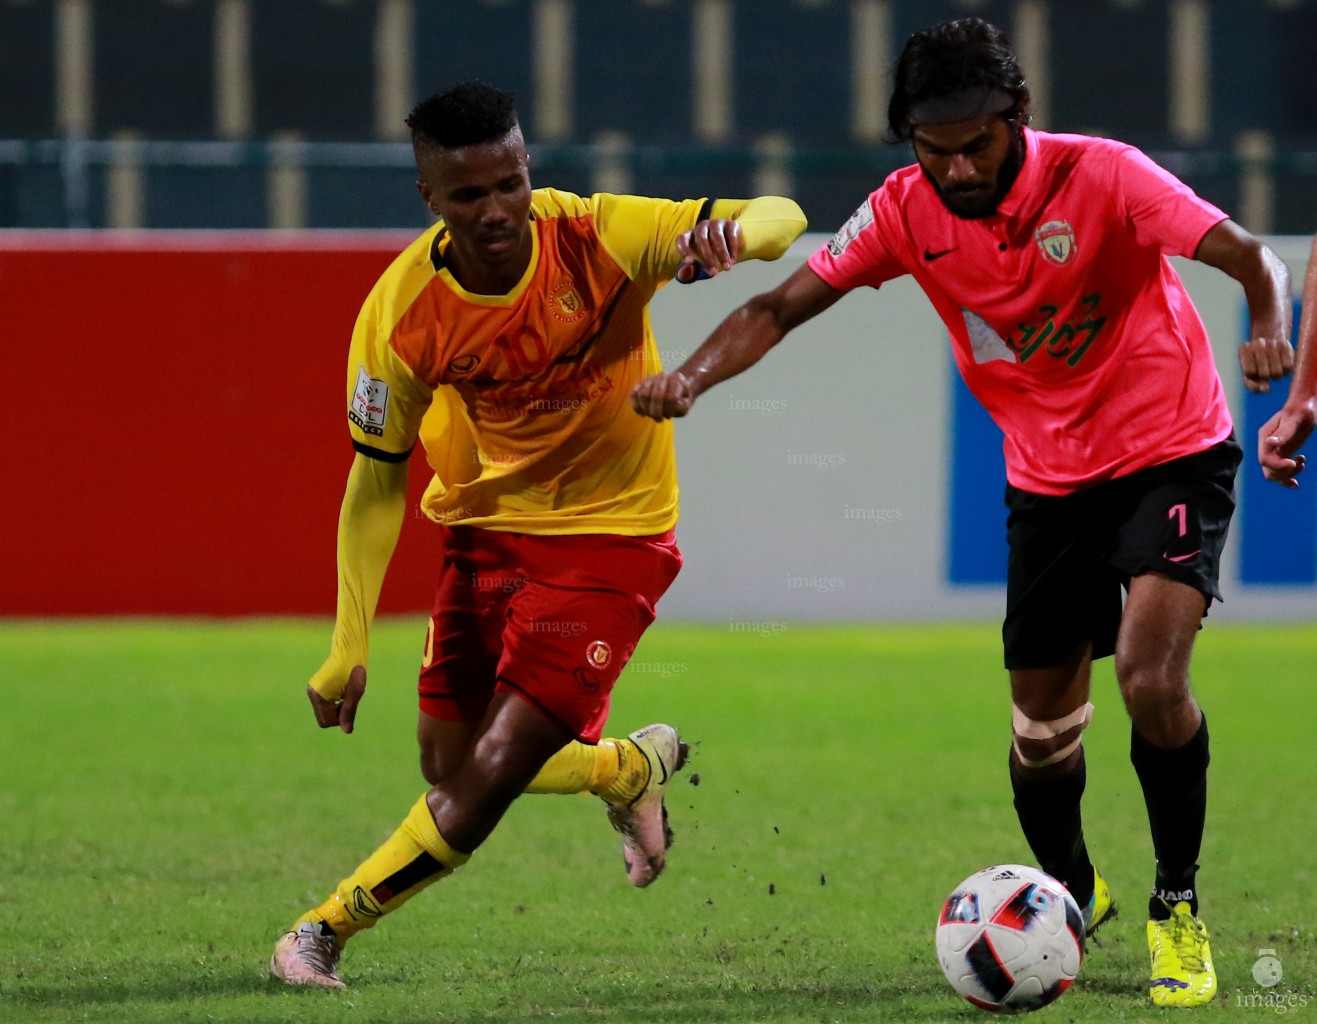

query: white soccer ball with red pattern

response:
[935,864,1084,1013]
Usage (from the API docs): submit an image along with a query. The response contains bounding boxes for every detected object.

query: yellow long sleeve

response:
[308,453,411,701]
[710,195,808,261]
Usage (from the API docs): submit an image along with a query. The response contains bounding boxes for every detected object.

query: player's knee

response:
[1011,701,1093,769]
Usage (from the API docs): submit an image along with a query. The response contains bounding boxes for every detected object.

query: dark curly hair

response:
[406,81,519,149]
[886,18,1030,143]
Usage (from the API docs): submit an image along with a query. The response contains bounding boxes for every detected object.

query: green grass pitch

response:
[1,619,1313,1022]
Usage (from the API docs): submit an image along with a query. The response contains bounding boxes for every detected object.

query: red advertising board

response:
[1,232,443,615]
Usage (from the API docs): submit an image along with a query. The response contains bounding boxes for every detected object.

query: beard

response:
[922,130,1025,220]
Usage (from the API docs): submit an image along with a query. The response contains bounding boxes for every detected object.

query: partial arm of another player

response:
[632,264,843,420]
[1194,218,1293,393]
[674,196,807,283]
[1257,233,1317,488]
[306,452,410,732]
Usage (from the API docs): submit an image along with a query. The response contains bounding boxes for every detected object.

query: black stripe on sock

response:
[371,851,445,905]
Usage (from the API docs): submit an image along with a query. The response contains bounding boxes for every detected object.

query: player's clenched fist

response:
[1238,334,1295,393]
[632,370,696,421]
[306,661,368,733]
[675,218,743,282]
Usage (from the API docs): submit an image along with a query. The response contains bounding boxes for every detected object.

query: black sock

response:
[1009,747,1095,908]
[1130,713,1209,920]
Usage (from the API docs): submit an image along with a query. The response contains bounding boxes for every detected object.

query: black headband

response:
[907,86,1017,126]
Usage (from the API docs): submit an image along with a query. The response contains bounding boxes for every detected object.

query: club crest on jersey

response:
[551,280,586,323]
[349,365,389,436]
[585,640,612,669]
[827,201,874,258]
[1035,220,1076,265]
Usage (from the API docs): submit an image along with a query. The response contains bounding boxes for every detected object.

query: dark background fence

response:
[2,0,1316,233]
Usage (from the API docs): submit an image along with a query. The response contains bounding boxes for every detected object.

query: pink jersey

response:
[808,127,1233,495]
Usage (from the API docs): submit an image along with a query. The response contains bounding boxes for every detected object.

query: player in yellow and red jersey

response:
[270,81,806,988]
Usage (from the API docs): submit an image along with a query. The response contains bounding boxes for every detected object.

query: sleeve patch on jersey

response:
[827,201,874,258]
[349,365,389,436]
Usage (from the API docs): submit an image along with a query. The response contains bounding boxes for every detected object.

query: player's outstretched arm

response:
[1194,219,1293,394]
[1258,233,1317,488]
[307,452,410,732]
[632,264,842,420]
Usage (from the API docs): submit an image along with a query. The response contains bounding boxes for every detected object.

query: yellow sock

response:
[597,737,651,805]
[523,737,650,805]
[296,793,470,941]
[524,739,612,794]
[524,738,648,803]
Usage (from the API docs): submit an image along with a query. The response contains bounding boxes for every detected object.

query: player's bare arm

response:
[631,264,843,420]
[306,452,411,733]
[1257,233,1317,487]
[1193,219,1293,394]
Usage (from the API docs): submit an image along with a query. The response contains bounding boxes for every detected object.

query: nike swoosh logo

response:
[655,752,669,786]
[1165,550,1201,563]
[924,246,956,261]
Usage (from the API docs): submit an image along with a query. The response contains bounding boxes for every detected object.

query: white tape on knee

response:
[1012,701,1094,767]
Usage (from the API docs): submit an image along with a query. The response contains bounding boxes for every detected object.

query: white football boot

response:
[605,723,689,887]
[270,920,345,989]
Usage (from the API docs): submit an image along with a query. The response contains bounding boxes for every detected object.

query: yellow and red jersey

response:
[346,189,802,535]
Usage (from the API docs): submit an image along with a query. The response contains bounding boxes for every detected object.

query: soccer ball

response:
[935,864,1084,1013]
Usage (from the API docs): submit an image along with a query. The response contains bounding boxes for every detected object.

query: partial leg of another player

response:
[1115,572,1216,1008]
[1008,641,1115,938]
[271,690,570,988]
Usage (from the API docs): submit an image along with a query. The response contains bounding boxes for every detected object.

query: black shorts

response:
[1002,438,1242,670]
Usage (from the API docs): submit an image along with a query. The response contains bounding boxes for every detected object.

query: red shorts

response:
[417,526,683,742]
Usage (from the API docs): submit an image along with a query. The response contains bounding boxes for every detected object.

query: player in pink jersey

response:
[633,17,1306,1010]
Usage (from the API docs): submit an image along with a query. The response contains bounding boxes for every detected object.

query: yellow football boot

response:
[1083,868,1118,938]
[1085,863,1116,937]
[1147,901,1217,1007]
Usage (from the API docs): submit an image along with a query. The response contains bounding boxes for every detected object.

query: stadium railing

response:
[1,136,1316,235]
